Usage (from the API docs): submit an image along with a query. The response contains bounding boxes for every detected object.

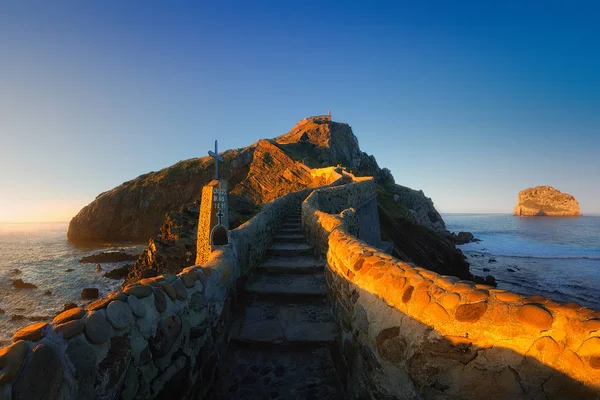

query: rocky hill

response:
[513,186,581,217]
[69,116,475,282]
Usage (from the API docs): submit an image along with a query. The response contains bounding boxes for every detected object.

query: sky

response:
[1,1,599,222]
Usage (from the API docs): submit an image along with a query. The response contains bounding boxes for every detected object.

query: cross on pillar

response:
[216,208,224,226]
[208,140,224,180]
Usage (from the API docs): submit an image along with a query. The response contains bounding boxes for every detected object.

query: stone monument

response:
[196,140,229,265]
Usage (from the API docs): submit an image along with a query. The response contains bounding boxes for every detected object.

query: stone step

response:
[258,256,325,274]
[278,226,303,234]
[245,273,326,298]
[281,222,302,230]
[231,301,337,345]
[274,233,306,243]
[268,243,313,257]
[218,344,345,399]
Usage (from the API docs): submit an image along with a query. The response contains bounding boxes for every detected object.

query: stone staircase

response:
[215,208,345,399]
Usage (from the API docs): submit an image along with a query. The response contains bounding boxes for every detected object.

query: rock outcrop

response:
[513,186,581,216]
[70,116,472,283]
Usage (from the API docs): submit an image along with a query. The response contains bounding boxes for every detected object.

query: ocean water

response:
[444,214,600,310]
[0,222,144,345]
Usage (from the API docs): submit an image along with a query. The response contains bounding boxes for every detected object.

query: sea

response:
[444,214,600,311]
[0,222,144,345]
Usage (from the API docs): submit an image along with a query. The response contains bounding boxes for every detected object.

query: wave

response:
[459,233,600,260]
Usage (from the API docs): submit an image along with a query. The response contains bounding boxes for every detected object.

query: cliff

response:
[69,116,472,282]
[514,186,581,217]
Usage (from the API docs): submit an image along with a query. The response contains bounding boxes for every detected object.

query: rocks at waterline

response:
[447,231,481,245]
[103,264,131,279]
[96,264,102,271]
[12,279,37,289]
[81,288,99,300]
[61,302,78,313]
[79,251,139,264]
[513,185,581,216]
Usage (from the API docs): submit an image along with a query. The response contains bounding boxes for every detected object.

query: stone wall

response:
[302,179,600,399]
[0,167,348,400]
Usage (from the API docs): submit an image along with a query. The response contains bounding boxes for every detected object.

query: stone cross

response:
[208,140,224,180]
[216,209,224,226]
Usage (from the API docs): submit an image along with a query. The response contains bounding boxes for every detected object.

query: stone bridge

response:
[1,169,599,399]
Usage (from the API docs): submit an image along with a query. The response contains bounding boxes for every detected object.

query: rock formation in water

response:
[513,186,581,217]
[70,116,474,282]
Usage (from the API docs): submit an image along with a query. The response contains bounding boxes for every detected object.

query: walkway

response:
[215,206,345,399]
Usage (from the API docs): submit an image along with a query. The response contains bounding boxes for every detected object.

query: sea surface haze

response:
[444,214,600,310]
[0,222,143,344]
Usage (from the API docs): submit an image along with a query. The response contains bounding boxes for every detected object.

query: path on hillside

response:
[213,207,345,399]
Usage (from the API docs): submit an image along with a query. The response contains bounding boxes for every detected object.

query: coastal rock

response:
[449,232,476,245]
[79,251,139,263]
[103,264,132,279]
[81,288,99,300]
[513,186,581,217]
[12,279,37,289]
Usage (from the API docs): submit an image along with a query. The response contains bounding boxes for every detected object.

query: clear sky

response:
[1,1,599,222]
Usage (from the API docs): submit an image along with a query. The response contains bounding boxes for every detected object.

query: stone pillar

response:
[196,180,229,265]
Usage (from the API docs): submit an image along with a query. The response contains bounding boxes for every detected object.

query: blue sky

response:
[1,1,599,221]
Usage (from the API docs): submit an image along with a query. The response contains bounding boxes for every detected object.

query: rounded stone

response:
[451,282,473,293]
[124,284,153,298]
[466,290,489,303]
[527,336,562,363]
[173,279,188,300]
[160,274,178,283]
[12,344,63,400]
[84,310,110,344]
[577,337,600,369]
[402,286,414,303]
[441,293,461,310]
[428,285,445,298]
[12,322,48,342]
[127,294,147,318]
[0,341,29,384]
[161,283,177,301]
[53,319,85,339]
[139,278,161,287]
[53,307,85,325]
[153,287,167,313]
[455,301,488,323]
[106,300,134,330]
[583,318,600,333]
[86,296,112,311]
[392,277,406,291]
[411,288,431,309]
[516,304,553,330]
[495,291,522,303]
[66,337,97,377]
[424,302,450,323]
[436,276,459,288]
[180,273,196,288]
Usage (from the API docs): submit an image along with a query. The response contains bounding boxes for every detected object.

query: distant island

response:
[513,185,581,216]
